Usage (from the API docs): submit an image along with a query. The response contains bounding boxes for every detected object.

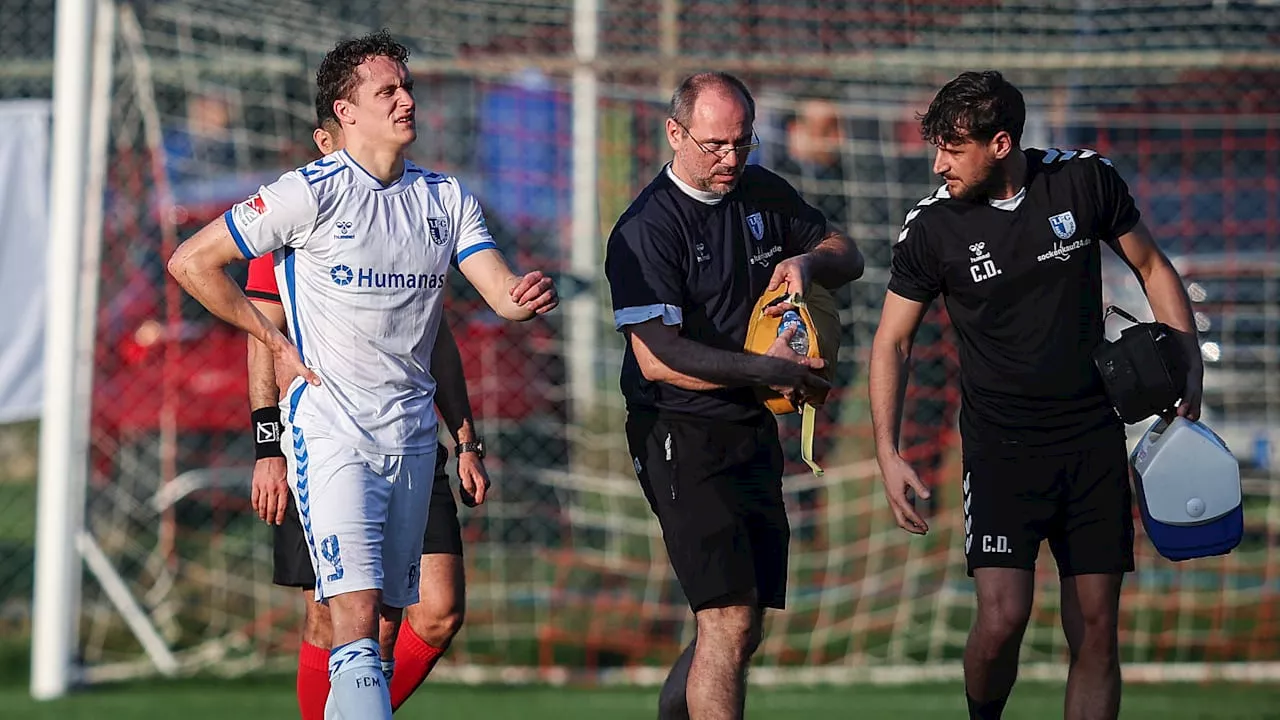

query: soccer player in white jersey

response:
[168,32,557,720]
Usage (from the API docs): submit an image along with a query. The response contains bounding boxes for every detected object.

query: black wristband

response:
[252,407,285,460]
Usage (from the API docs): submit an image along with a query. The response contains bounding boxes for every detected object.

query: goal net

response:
[28,0,1280,686]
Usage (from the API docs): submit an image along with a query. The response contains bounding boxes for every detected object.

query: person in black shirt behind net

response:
[869,71,1203,720]
[605,72,864,720]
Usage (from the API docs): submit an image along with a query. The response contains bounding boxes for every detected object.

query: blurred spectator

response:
[165,92,240,184]
[775,98,848,226]
[774,97,956,522]
[774,99,858,539]
[775,99,858,435]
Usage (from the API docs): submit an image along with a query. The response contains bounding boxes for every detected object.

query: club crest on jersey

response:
[746,212,765,242]
[1049,211,1076,240]
[427,216,451,246]
[231,193,268,228]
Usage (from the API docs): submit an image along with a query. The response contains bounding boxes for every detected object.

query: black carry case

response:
[1092,306,1188,424]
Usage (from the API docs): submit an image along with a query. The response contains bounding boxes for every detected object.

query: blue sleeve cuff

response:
[455,241,498,265]
[613,304,683,331]
[223,209,257,259]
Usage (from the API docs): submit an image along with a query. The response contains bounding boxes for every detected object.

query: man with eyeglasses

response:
[604,71,864,720]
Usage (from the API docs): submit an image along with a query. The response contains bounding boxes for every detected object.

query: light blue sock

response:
[381,658,395,683]
[326,637,391,720]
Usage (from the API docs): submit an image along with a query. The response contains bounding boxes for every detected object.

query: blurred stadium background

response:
[0,0,1278,716]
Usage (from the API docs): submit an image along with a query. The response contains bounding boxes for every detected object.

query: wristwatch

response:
[455,438,486,459]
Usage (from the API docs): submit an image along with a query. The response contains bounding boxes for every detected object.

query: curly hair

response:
[918,70,1025,148]
[315,30,411,128]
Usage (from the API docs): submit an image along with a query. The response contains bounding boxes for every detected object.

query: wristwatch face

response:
[458,439,485,458]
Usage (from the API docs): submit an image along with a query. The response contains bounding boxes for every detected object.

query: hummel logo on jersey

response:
[1049,211,1076,240]
[694,242,711,263]
[427,216,451,246]
[967,242,1002,283]
[334,220,355,240]
[746,212,765,242]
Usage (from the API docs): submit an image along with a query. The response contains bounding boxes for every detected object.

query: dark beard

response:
[951,162,1006,203]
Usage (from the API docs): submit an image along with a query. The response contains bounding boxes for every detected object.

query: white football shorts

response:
[285,426,435,608]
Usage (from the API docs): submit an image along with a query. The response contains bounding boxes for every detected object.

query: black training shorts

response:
[962,439,1135,577]
[626,411,790,611]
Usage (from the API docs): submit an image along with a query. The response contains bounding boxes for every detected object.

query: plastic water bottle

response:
[778,310,809,355]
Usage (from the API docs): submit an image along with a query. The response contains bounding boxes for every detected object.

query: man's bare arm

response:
[1113,219,1204,419]
[627,319,821,392]
[169,217,290,350]
[869,291,934,534]
[769,226,865,302]
[247,299,289,525]
[430,319,492,506]
[170,217,315,391]
[457,248,556,322]
[1113,221,1197,348]
[868,291,930,462]
[806,226,866,289]
[429,322,476,446]
[247,300,288,407]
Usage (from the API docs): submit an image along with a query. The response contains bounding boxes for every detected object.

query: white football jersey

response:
[226,150,497,454]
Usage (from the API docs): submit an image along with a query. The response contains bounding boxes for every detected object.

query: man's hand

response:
[509,271,558,315]
[1176,361,1204,422]
[271,333,320,400]
[764,256,811,317]
[251,457,289,525]
[1160,332,1204,424]
[764,327,828,405]
[878,453,931,535]
[456,452,491,507]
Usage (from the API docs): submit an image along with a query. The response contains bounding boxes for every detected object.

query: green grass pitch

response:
[2,676,1277,719]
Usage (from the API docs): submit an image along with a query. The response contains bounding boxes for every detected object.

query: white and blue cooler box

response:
[1130,417,1244,562]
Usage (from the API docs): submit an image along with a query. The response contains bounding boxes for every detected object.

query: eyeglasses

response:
[673,119,759,159]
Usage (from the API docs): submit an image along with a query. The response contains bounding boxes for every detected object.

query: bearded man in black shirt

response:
[869,71,1203,720]
[606,72,864,720]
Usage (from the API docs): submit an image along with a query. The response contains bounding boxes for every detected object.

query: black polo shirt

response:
[888,148,1142,456]
[606,164,827,421]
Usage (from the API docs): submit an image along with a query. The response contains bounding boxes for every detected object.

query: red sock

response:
[297,641,331,720]
[389,623,447,710]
